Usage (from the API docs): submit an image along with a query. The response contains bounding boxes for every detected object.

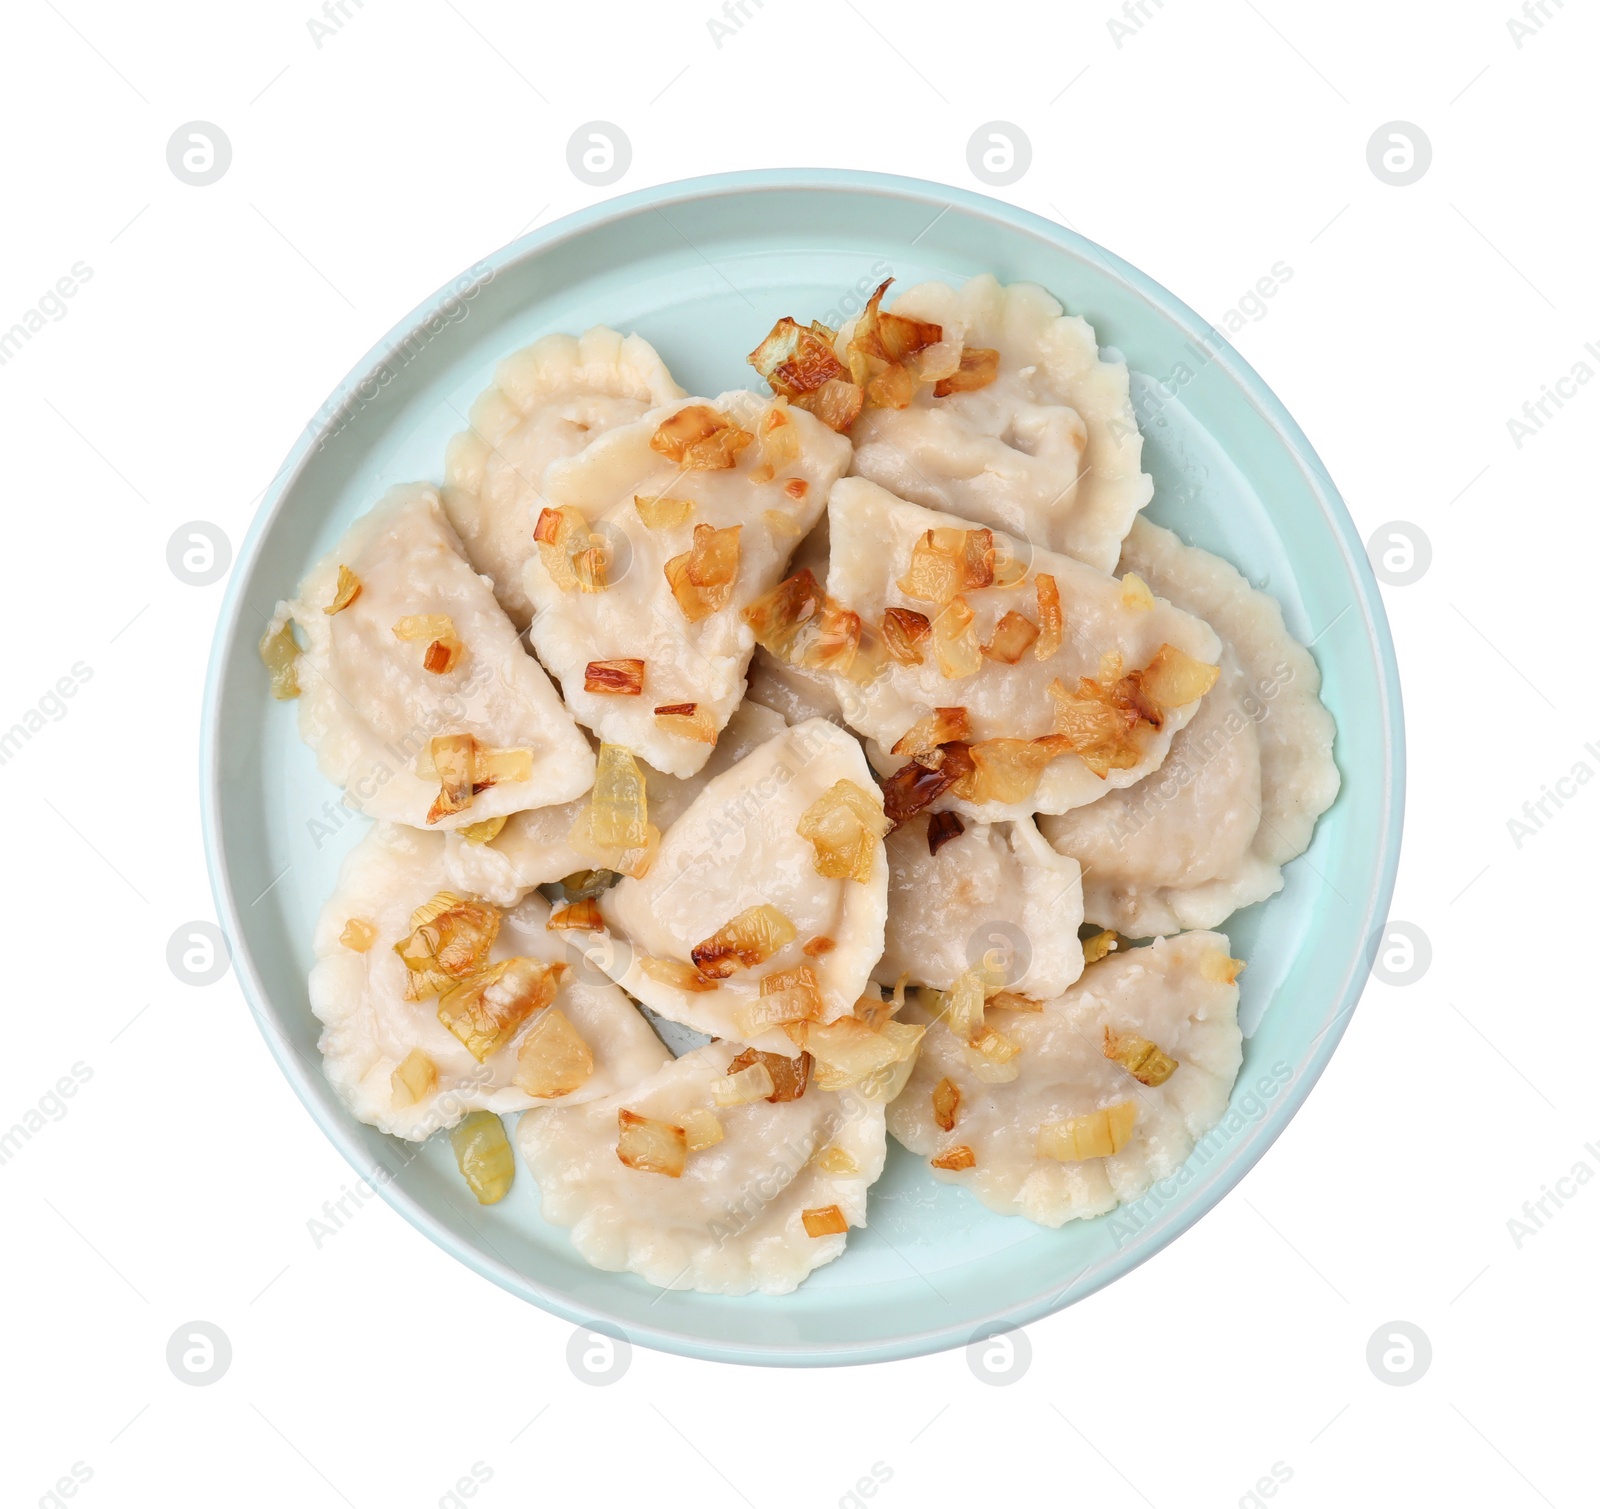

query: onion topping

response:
[617,1109,687,1177]
[515,1006,594,1098]
[802,1204,849,1237]
[325,564,362,615]
[796,779,890,882]
[649,404,753,470]
[1037,1102,1138,1162]
[584,658,645,696]
[691,904,798,979]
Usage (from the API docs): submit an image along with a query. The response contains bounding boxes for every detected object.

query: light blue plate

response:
[202,169,1403,1366]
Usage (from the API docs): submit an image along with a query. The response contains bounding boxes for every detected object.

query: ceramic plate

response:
[202,169,1403,1366]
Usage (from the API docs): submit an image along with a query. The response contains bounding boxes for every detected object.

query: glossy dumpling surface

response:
[1041,519,1339,935]
[599,719,889,1054]
[442,327,685,627]
[517,1041,885,1295]
[282,483,594,831]
[874,815,1084,998]
[821,477,1220,820]
[524,392,852,776]
[309,822,670,1139]
[886,930,1243,1227]
[843,275,1151,570]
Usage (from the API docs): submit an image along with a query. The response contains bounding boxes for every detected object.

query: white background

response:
[2,0,1594,1505]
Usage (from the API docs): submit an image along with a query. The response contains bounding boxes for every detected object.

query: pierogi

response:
[886,931,1243,1226]
[442,327,686,627]
[1040,520,1339,936]
[280,483,594,831]
[598,719,890,1054]
[815,478,1221,821]
[310,822,670,1140]
[268,270,1344,1297]
[442,700,788,907]
[523,391,852,776]
[874,815,1084,998]
[517,1041,886,1295]
[841,275,1152,571]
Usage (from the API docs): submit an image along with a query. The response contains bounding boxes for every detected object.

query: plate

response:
[202,169,1403,1366]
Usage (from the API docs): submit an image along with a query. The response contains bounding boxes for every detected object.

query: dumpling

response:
[886,930,1243,1227]
[309,822,670,1140]
[442,327,685,627]
[1040,519,1340,936]
[441,700,788,907]
[779,477,1220,822]
[597,719,889,1054]
[744,647,846,727]
[874,814,1084,998]
[516,1042,886,1294]
[523,391,852,777]
[842,275,1151,570]
[279,483,594,831]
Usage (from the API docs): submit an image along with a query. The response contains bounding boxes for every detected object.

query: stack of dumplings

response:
[262,273,1338,1296]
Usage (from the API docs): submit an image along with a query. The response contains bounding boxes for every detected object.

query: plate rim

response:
[201,166,1405,1367]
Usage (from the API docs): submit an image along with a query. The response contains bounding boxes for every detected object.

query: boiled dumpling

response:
[442,327,685,627]
[780,477,1220,822]
[517,1042,885,1294]
[279,483,594,831]
[442,700,788,907]
[886,930,1243,1227]
[597,719,889,1054]
[745,647,845,727]
[310,822,670,1140]
[1040,519,1340,936]
[523,391,852,777]
[842,275,1151,571]
[874,814,1084,998]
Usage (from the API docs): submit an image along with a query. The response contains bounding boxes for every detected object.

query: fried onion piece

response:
[796,779,890,882]
[653,702,718,742]
[584,658,645,696]
[1103,1027,1178,1087]
[891,707,971,762]
[393,892,500,999]
[882,606,931,665]
[881,741,975,827]
[742,568,861,674]
[926,811,965,855]
[982,609,1040,665]
[802,1204,849,1237]
[1037,1102,1138,1162]
[437,956,564,1062]
[649,404,754,470]
[727,1046,812,1103]
[325,565,362,615]
[259,615,301,699]
[933,345,1000,397]
[1034,573,1063,659]
[664,523,742,622]
[617,1108,687,1177]
[690,904,797,979]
